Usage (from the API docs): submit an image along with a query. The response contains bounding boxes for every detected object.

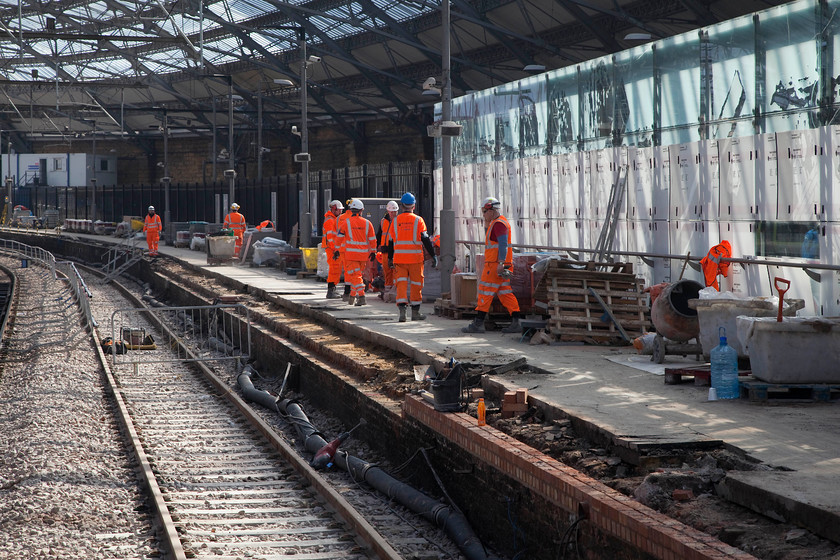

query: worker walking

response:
[143,205,162,257]
[386,192,437,322]
[462,197,522,334]
[223,203,247,257]
[335,199,353,300]
[376,200,399,298]
[337,199,377,306]
[323,200,344,299]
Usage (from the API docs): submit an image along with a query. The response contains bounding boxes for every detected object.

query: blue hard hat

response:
[401,192,416,205]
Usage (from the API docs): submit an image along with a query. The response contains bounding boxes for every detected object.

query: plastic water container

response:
[710,327,739,399]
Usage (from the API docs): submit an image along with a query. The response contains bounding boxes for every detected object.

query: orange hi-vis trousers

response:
[345,260,366,297]
[327,253,344,284]
[394,262,424,306]
[476,262,520,314]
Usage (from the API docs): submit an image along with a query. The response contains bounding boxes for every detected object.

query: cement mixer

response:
[649,280,703,363]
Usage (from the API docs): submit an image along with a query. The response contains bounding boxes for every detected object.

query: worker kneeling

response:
[462,197,522,334]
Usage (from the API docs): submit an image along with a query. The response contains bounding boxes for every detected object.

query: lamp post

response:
[440,0,455,294]
[162,110,171,227]
[298,36,312,248]
[228,77,235,203]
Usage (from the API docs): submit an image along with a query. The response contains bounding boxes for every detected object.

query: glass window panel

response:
[472,90,497,163]
[491,82,523,160]
[827,0,840,124]
[707,15,756,139]
[518,74,548,158]
[657,33,701,145]
[615,46,655,147]
[580,56,616,150]
[760,1,820,132]
[452,95,476,165]
[545,66,580,154]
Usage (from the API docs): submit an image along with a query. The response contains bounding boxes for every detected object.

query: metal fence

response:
[109,304,252,366]
[15,160,433,244]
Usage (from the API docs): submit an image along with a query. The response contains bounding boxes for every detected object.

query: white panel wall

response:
[669,141,702,220]
[529,156,550,247]
[699,140,720,220]
[719,135,757,220]
[580,151,593,221]
[652,146,671,220]
[628,146,654,221]
[716,221,760,296]
[776,128,820,221]
[559,152,582,218]
[591,148,613,219]
[825,126,840,222]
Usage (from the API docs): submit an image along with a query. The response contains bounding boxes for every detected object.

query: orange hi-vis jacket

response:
[335,211,351,253]
[143,213,162,235]
[379,215,393,248]
[224,212,246,236]
[484,215,513,264]
[339,215,376,261]
[322,211,338,252]
[388,212,428,264]
[700,240,732,291]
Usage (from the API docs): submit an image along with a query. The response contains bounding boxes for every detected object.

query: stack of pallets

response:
[535,260,649,344]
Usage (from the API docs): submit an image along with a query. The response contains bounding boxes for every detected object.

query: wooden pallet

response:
[296,270,319,279]
[739,376,840,403]
[535,261,649,343]
[664,366,752,386]
[434,299,516,325]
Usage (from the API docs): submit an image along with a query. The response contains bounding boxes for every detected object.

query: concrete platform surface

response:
[56,234,840,542]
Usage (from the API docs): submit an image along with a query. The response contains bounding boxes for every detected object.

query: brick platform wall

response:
[403,396,757,560]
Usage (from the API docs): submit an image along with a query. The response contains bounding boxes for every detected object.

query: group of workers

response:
[141,193,524,334]
[323,193,523,333]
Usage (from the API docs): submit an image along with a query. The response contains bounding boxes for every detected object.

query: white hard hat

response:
[231,203,240,210]
[148,206,155,212]
[386,201,399,212]
[329,199,344,210]
[481,197,501,212]
[349,199,364,211]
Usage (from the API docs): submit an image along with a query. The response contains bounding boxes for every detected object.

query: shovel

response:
[774,277,790,322]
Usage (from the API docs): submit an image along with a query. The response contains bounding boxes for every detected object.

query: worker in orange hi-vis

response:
[376,200,400,298]
[143,205,162,257]
[700,240,732,291]
[335,199,353,300]
[255,219,275,231]
[322,200,344,299]
[462,197,522,334]
[336,199,377,307]
[386,192,437,323]
[223,203,247,257]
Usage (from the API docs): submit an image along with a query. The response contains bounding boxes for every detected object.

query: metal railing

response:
[109,303,252,366]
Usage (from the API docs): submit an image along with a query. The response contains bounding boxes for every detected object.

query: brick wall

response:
[403,395,757,560]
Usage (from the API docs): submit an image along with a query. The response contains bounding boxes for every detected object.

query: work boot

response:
[341,286,351,301]
[326,283,340,299]
[462,317,485,333]
[411,305,426,321]
[501,316,522,333]
[355,295,367,306]
[398,304,407,323]
[347,296,356,306]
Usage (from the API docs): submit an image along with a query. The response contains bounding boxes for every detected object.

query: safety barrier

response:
[109,304,251,366]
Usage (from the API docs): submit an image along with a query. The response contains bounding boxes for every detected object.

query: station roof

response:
[0,0,785,148]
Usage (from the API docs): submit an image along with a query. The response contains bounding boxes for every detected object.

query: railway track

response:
[84,270,403,560]
[0,242,485,560]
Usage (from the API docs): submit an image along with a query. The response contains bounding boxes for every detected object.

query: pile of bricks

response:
[502,388,529,418]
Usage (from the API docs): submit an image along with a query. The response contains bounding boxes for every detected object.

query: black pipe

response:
[237,370,486,560]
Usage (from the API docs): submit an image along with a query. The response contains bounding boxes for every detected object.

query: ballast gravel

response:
[0,261,157,559]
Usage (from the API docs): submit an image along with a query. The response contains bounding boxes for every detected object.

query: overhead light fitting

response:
[523,64,545,72]
[273,79,294,87]
[624,33,652,41]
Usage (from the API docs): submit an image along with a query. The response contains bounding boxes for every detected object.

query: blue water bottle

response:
[710,327,739,399]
